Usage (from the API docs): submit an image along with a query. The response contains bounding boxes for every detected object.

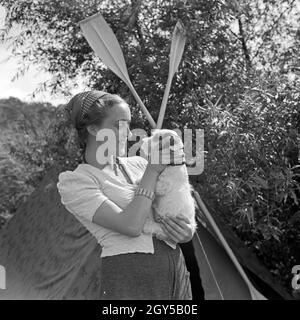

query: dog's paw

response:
[143,217,154,234]
[151,205,159,222]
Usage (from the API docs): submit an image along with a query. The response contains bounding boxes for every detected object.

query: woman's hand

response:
[159,214,194,244]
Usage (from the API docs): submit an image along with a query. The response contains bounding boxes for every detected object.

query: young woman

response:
[57,90,195,300]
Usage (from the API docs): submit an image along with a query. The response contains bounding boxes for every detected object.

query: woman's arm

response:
[92,164,163,237]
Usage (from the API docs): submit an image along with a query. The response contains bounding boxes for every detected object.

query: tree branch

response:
[238,17,251,69]
[252,0,297,60]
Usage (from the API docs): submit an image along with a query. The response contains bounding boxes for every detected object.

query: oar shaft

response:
[129,83,156,129]
[156,77,172,129]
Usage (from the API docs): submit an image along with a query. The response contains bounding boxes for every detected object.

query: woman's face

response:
[96,102,132,156]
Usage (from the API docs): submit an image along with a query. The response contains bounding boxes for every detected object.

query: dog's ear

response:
[161,135,179,151]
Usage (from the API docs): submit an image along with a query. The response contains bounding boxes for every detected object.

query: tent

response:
[0,164,292,300]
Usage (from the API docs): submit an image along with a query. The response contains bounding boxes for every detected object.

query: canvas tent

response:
[0,164,292,300]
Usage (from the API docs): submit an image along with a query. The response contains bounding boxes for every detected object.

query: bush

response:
[0,98,56,226]
[191,72,300,291]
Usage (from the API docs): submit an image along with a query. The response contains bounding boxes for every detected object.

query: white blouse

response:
[57,156,176,257]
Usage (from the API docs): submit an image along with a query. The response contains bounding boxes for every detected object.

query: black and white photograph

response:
[0,0,299,304]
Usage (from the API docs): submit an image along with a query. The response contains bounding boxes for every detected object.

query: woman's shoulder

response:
[57,165,99,191]
[56,165,109,220]
[58,165,87,180]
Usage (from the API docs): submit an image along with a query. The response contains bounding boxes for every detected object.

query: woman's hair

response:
[65,92,128,158]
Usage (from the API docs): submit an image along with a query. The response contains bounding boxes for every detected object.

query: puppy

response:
[139,129,197,246]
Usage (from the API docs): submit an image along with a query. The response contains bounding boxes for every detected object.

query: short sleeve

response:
[57,170,109,221]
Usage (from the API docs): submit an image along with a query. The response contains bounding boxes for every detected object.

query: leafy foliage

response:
[0,97,55,227]
[190,72,300,289]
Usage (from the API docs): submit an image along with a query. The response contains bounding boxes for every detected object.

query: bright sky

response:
[0,6,86,106]
[0,5,237,107]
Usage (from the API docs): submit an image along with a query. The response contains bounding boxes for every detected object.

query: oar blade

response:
[169,19,187,76]
[79,13,130,84]
[156,20,187,128]
[79,12,156,128]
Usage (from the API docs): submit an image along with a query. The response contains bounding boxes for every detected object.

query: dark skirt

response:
[100,236,193,300]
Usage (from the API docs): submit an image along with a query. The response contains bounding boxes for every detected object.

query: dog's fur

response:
[138,129,197,241]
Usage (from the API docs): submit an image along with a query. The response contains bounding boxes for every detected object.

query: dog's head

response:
[140,129,184,164]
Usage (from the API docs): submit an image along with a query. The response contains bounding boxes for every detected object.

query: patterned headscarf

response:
[65,90,110,128]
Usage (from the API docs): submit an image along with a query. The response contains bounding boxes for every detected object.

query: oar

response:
[79,12,156,129]
[156,20,187,129]
[192,190,267,300]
